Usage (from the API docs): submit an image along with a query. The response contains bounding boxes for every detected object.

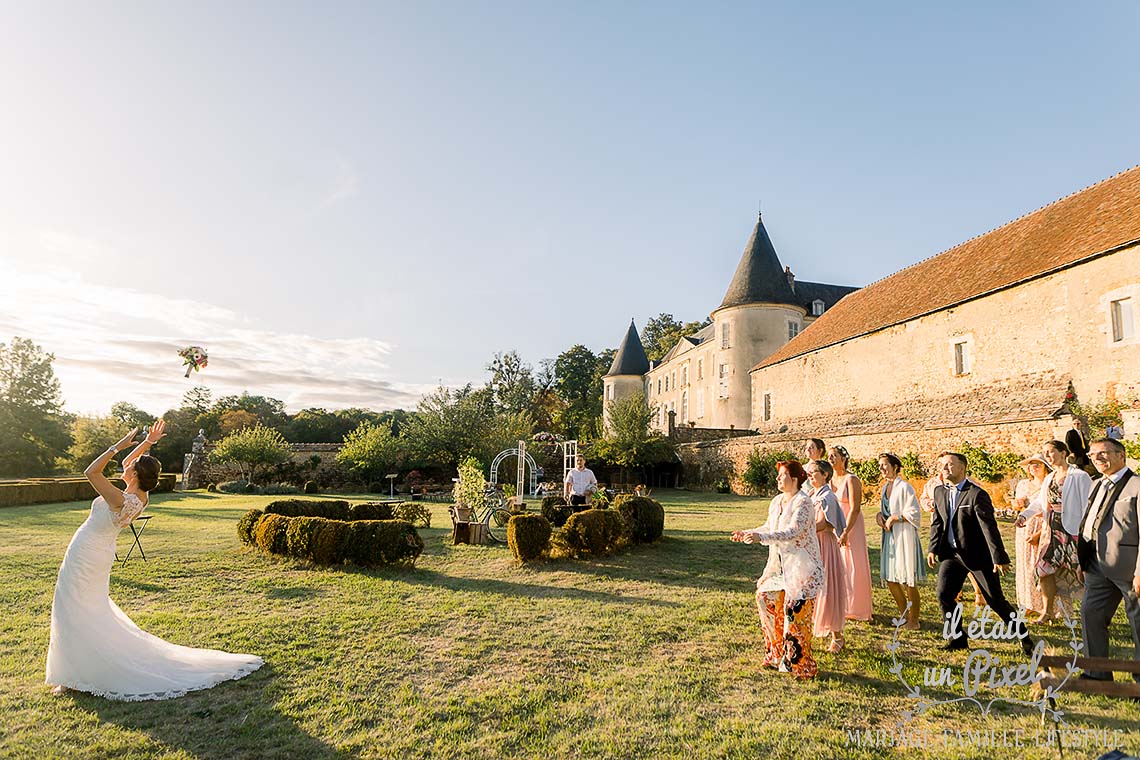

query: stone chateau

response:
[602,214,857,433]
[604,166,1140,487]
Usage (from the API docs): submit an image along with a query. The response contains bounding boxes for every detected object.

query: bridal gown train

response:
[46,494,262,700]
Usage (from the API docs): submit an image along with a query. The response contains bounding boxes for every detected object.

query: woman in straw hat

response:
[1012,454,1051,616]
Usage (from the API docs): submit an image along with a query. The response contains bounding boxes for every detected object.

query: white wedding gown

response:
[46,494,263,700]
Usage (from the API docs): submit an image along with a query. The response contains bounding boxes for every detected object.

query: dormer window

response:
[811,299,825,316]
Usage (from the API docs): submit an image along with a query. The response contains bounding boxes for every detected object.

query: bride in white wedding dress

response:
[46,419,262,700]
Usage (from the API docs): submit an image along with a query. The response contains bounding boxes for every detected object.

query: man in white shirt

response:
[564,456,598,511]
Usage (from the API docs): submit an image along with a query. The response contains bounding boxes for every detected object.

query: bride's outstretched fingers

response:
[146,419,167,444]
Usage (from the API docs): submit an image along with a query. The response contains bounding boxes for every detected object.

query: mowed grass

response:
[1,489,1137,759]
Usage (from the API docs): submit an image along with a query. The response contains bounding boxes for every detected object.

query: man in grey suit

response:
[1077,437,1140,681]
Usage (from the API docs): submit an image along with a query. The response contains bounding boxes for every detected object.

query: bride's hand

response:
[112,428,140,452]
[145,419,167,444]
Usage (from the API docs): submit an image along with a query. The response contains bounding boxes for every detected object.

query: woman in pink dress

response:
[828,446,872,621]
[807,459,848,652]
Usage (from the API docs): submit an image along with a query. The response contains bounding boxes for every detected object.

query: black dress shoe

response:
[1020,636,1036,656]
[942,639,968,651]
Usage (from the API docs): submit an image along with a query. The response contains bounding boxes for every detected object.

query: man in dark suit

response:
[1066,419,1092,473]
[927,451,1033,654]
[1077,437,1140,681]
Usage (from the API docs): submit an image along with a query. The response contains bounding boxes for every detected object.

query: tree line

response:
[0,316,702,481]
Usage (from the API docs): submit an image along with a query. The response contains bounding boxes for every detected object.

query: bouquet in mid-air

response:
[178,346,209,378]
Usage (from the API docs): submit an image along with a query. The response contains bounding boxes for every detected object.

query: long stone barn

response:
[680,165,1140,490]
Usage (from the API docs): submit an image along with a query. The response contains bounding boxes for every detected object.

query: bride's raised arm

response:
[84,428,140,509]
[123,419,165,468]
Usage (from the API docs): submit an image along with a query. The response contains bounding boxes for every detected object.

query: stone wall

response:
[184,443,346,489]
[677,415,1071,495]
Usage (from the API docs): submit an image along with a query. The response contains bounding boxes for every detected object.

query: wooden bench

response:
[448,506,471,544]
[1038,655,1140,699]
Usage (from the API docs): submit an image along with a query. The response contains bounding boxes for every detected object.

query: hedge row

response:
[507,497,667,562]
[0,473,176,508]
[264,499,396,521]
[238,508,423,566]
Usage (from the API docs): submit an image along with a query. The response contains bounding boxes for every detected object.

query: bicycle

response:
[473,487,516,543]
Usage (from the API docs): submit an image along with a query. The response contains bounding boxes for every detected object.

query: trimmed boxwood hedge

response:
[560,508,627,558]
[263,499,395,521]
[0,473,176,508]
[238,507,422,567]
[616,496,665,544]
[540,495,572,528]
[507,514,552,562]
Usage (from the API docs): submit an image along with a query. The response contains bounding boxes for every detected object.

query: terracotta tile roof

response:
[755,166,1140,371]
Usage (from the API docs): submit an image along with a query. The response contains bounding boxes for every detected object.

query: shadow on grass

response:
[83,664,350,758]
[374,567,681,608]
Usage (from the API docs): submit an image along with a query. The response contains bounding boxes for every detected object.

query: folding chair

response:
[116,514,153,567]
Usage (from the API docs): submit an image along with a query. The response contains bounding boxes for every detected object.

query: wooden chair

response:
[1037,655,1140,700]
[448,506,471,545]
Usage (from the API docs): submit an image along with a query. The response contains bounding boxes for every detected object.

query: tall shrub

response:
[741,449,796,494]
[209,425,290,484]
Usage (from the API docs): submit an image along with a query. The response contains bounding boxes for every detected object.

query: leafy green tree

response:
[554,345,608,440]
[641,313,711,362]
[67,415,132,475]
[208,424,290,483]
[181,386,213,414]
[487,350,537,415]
[213,392,288,430]
[592,393,675,473]
[110,402,155,430]
[0,337,72,476]
[336,420,401,483]
[284,408,346,443]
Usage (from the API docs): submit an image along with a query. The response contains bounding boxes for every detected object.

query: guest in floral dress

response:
[807,459,848,652]
[829,446,872,622]
[1024,440,1091,621]
[1012,455,1050,616]
[731,460,824,679]
[876,453,925,630]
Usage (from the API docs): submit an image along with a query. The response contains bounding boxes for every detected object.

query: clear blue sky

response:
[1,1,1138,414]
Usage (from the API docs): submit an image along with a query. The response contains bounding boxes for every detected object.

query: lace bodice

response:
[108,492,148,529]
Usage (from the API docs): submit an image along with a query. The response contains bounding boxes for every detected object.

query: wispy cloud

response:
[316,158,360,210]
[0,262,431,415]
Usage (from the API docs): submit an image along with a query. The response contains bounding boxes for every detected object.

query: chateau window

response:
[788,320,800,340]
[681,392,688,423]
[953,340,972,375]
[672,371,677,390]
[718,363,729,398]
[697,359,703,380]
[763,392,772,422]
[681,366,688,386]
[1111,298,1135,342]
[811,299,825,316]
[664,375,669,392]
[657,378,661,394]
[721,321,731,349]
[697,390,705,418]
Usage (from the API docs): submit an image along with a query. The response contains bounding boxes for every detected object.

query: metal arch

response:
[488,448,539,495]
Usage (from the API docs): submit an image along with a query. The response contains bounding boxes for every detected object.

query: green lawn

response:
[1,490,1137,759]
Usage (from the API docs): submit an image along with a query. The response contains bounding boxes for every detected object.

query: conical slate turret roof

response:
[606,319,651,377]
[717,214,797,311]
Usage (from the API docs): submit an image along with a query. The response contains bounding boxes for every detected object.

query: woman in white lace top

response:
[731,460,824,679]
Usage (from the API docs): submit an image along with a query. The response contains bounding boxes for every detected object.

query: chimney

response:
[784,266,795,293]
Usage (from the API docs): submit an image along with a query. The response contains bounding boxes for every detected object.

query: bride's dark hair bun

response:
[135,455,161,492]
